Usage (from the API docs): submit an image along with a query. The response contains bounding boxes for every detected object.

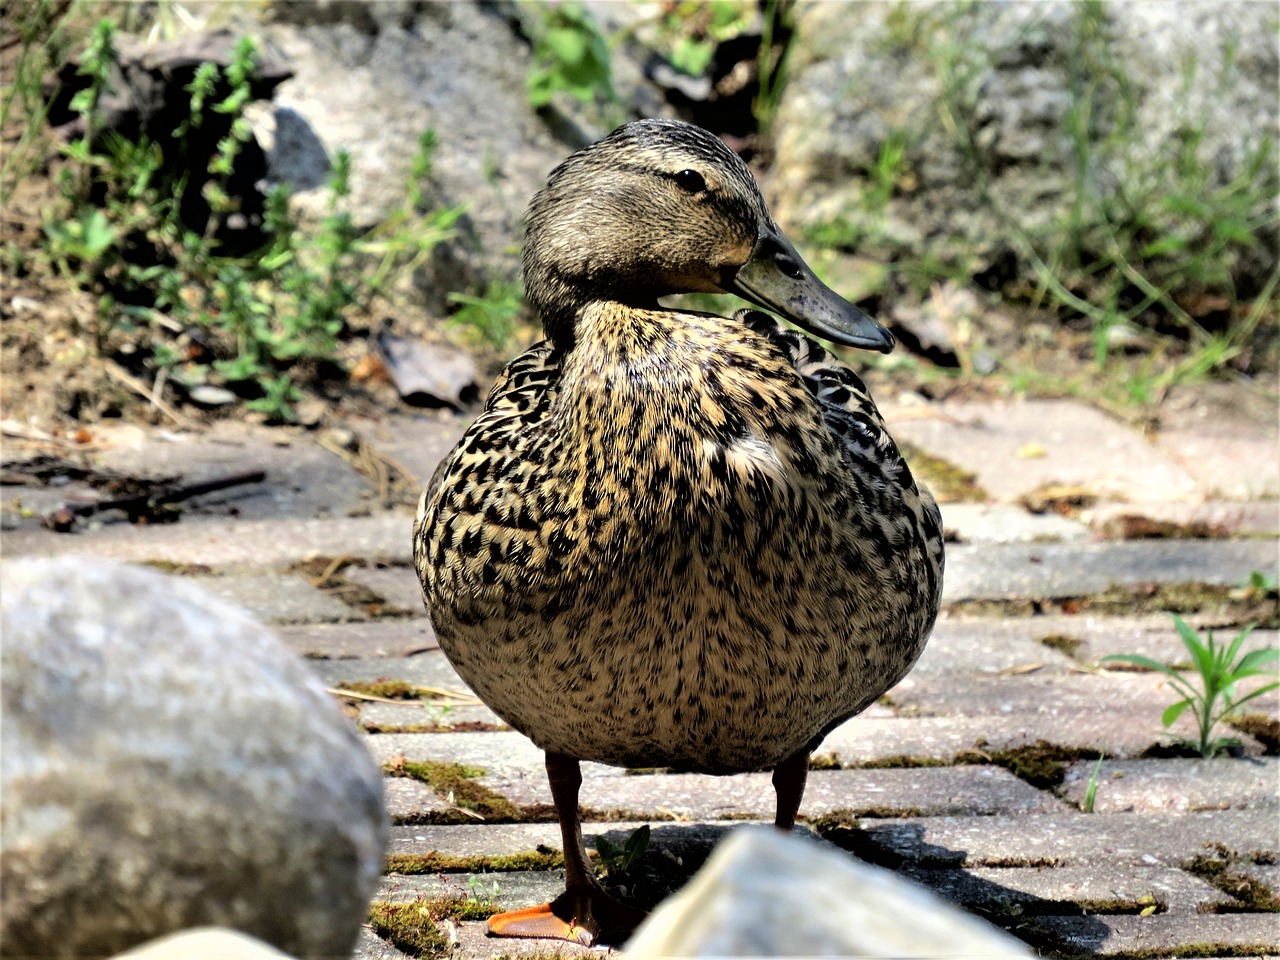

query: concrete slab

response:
[910,619,1078,677]
[847,808,1279,868]
[277,619,439,660]
[489,765,1070,819]
[883,399,1201,503]
[939,502,1089,544]
[346,565,427,614]
[909,863,1232,913]
[2,514,414,569]
[193,572,358,623]
[1155,422,1280,501]
[1030,913,1280,957]
[1058,758,1280,814]
[384,776,452,822]
[942,539,1278,603]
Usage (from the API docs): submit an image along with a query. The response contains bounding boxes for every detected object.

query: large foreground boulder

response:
[0,558,388,959]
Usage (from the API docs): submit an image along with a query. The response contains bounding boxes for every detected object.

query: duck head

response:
[523,118,894,353]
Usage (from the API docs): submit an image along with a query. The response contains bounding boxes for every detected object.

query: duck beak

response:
[728,225,895,353]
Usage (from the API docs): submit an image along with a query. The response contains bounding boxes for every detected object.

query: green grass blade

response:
[1233,648,1279,675]
[1101,653,1183,679]
[1222,625,1256,668]
[1171,615,1215,684]
[1161,698,1194,728]
[1224,681,1280,713]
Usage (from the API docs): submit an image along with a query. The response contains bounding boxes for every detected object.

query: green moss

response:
[1038,634,1084,658]
[367,899,454,958]
[899,441,987,503]
[363,720,508,734]
[855,754,949,769]
[957,740,1101,790]
[142,560,214,576]
[341,680,421,700]
[383,759,519,821]
[385,848,563,874]
[944,583,1277,628]
[808,752,843,770]
[1184,844,1280,912]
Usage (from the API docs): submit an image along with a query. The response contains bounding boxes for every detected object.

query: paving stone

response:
[939,502,1089,544]
[908,864,1232,914]
[850,808,1279,868]
[1058,758,1280,814]
[2,514,414,570]
[383,776,451,822]
[385,821,735,861]
[355,701,508,732]
[1030,913,1280,957]
[489,765,1070,819]
[192,573,358,623]
[364,732,551,784]
[1088,500,1280,538]
[1155,421,1280,500]
[886,668,1196,722]
[943,539,1278,603]
[346,565,428,614]
[883,399,1200,503]
[910,619,1078,677]
[820,713,1192,763]
[277,619,439,660]
[375,871,569,912]
[309,652,475,691]
[352,927,413,960]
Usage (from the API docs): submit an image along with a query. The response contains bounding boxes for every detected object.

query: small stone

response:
[1,558,389,958]
[624,828,1029,956]
[188,384,238,406]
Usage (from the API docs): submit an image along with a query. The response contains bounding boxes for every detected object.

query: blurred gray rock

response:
[0,558,388,959]
[624,827,1030,956]
[772,1,1278,293]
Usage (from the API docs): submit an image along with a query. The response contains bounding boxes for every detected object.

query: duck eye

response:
[672,169,707,194]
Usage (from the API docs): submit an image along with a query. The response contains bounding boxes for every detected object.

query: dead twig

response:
[46,468,266,530]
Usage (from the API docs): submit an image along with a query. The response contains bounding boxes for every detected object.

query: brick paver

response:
[5,397,1277,959]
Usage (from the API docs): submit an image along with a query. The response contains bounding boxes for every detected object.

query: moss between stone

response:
[899,442,987,503]
[960,739,1101,790]
[368,897,497,957]
[1184,843,1280,912]
[383,758,520,821]
[1038,634,1084,658]
[362,720,509,734]
[341,680,421,699]
[385,847,562,874]
[142,560,214,576]
[855,754,950,769]
[944,582,1277,629]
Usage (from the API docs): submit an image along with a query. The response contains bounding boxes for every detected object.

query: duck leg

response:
[772,747,810,831]
[486,751,646,945]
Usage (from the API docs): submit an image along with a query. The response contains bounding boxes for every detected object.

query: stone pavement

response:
[3,395,1278,958]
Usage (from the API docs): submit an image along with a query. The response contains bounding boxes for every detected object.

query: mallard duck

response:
[413,118,944,945]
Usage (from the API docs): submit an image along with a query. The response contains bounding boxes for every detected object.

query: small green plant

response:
[1103,615,1279,758]
[465,874,501,907]
[593,824,650,878]
[1082,753,1105,812]
[526,2,619,123]
[44,20,463,422]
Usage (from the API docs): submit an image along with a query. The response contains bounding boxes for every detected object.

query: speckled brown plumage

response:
[412,119,944,943]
